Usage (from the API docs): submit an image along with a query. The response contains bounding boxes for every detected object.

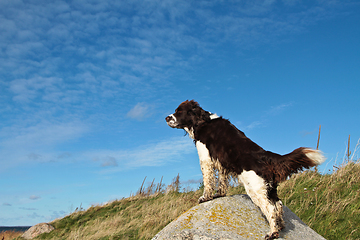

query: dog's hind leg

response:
[196,141,215,203]
[239,170,283,240]
[274,200,285,231]
[268,186,285,231]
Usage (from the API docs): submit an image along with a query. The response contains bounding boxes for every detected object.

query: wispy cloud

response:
[0,0,347,118]
[0,120,89,170]
[9,77,64,103]
[29,195,41,200]
[100,156,118,167]
[0,121,88,150]
[0,0,349,173]
[89,137,195,173]
[240,102,294,131]
[245,121,264,130]
[267,102,294,115]
[19,207,38,211]
[126,103,152,121]
[27,212,43,219]
[1,0,347,89]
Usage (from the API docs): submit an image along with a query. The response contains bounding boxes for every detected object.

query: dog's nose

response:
[165,115,172,122]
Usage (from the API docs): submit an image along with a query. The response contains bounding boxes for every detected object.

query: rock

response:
[152,194,326,240]
[21,223,54,239]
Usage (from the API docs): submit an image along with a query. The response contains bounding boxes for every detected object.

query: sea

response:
[0,226,31,233]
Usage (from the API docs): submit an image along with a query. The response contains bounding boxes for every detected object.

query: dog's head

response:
[165,100,212,130]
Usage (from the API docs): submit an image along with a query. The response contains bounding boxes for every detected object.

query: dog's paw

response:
[265,232,279,240]
[278,220,285,231]
[212,193,226,199]
[198,196,212,204]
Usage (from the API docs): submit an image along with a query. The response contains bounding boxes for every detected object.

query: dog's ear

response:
[189,101,211,123]
[188,100,200,109]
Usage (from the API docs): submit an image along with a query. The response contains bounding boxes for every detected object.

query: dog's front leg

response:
[214,163,228,198]
[196,141,215,203]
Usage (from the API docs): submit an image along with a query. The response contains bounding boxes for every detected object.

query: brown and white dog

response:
[165,100,325,240]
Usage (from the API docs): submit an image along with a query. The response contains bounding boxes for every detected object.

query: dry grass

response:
[27,176,202,240]
[0,230,24,240]
[62,192,201,240]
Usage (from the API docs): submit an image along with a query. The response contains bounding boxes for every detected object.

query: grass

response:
[279,161,360,239]
[12,159,360,240]
[0,230,24,240]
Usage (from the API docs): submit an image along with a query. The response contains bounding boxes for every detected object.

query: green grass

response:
[279,161,360,239]
[15,160,360,240]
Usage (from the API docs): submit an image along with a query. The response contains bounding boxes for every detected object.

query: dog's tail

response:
[273,147,325,183]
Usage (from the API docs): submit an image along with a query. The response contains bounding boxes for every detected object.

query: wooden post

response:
[347,135,351,161]
[315,125,321,173]
[316,125,321,150]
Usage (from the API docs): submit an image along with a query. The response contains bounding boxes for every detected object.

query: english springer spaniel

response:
[165,100,325,240]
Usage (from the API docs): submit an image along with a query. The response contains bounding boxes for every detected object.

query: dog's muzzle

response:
[165,114,178,128]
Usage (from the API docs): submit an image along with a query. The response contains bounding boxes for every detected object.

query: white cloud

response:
[29,195,41,200]
[126,103,152,121]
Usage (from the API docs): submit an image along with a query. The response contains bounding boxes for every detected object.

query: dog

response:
[165,100,325,240]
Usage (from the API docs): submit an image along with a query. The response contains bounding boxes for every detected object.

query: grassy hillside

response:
[14,160,360,240]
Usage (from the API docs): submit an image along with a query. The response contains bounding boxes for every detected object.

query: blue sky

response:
[1,0,359,226]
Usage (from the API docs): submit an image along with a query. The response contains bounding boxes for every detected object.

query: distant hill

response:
[0,226,30,240]
[0,227,30,233]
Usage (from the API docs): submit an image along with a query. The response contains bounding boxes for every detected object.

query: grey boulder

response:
[21,222,54,239]
[152,194,325,240]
